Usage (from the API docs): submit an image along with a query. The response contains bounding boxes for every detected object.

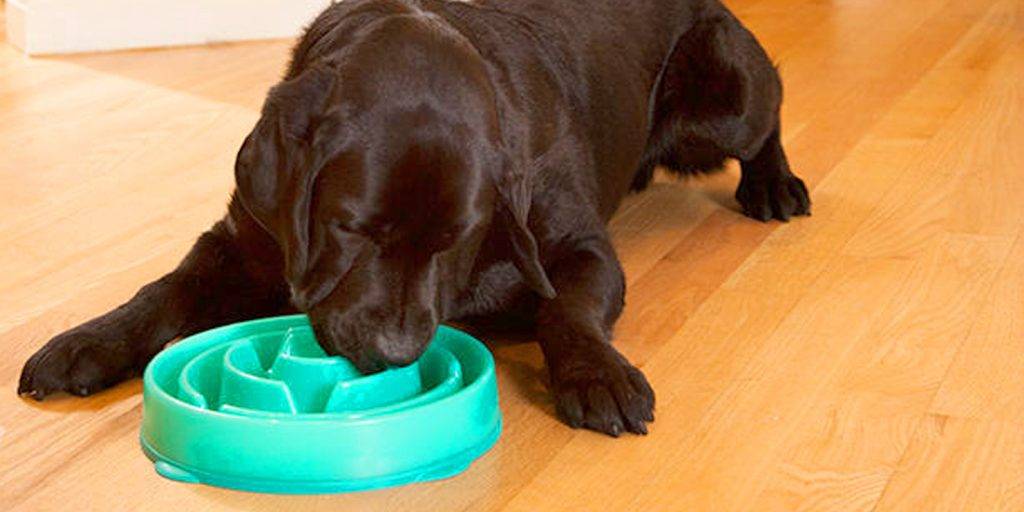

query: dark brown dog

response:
[19,0,808,436]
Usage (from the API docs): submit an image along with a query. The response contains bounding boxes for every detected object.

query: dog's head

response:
[233,15,554,372]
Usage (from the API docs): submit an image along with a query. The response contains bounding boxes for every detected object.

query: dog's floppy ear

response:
[234,65,338,283]
[495,166,557,299]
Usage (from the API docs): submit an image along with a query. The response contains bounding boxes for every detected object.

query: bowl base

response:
[140,420,500,494]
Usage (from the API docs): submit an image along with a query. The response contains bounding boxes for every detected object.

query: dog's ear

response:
[234,66,338,283]
[496,169,557,299]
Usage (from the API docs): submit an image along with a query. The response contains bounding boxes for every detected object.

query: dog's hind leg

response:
[736,121,810,221]
[639,4,809,221]
[18,197,291,399]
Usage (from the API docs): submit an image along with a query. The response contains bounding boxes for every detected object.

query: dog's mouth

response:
[345,350,390,375]
[313,331,388,374]
[325,341,425,375]
[309,313,434,374]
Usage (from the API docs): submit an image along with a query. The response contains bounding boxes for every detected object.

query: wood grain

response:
[1,0,1023,510]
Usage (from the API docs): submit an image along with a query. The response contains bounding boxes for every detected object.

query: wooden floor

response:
[2,0,1023,510]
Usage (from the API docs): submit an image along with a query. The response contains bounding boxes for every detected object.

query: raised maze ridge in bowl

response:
[173,325,464,417]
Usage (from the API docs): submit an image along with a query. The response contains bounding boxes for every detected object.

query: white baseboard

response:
[6,0,333,55]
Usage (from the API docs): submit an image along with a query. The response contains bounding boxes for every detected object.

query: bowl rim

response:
[143,314,497,425]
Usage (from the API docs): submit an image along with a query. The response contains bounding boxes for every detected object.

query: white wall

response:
[6,0,332,55]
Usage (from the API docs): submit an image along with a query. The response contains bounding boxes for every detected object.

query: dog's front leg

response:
[537,234,654,436]
[19,199,290,399]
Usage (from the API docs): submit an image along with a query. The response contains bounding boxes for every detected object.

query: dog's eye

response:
[331,222,367,242]
[331,221,354,235]
[333,220,395,248]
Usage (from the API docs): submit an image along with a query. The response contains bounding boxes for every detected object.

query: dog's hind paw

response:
[736,172,811,222]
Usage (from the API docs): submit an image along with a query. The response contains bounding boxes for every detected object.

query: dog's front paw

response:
[736,172,810,222]
[549,344,655,437]
[19,328,137,400]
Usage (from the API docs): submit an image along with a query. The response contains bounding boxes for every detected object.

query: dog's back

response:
[428,0,784,218]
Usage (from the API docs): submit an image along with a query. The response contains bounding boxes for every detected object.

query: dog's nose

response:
[373,330,429,367]
[380,351,419,367]
[349,351,388,374]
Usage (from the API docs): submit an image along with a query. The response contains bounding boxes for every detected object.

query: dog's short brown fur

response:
[20,0,808,436]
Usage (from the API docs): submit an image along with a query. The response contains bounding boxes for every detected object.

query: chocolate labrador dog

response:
[19,0,808,436]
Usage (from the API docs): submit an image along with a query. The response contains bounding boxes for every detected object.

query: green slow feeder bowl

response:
[140,314,501,494]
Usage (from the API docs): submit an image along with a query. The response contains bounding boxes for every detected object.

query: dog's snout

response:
[317,337,387,374]
[310,312,433,373]
[373,329,430,367]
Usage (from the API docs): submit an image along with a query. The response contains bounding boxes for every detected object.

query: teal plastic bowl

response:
[140,314,501,494]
